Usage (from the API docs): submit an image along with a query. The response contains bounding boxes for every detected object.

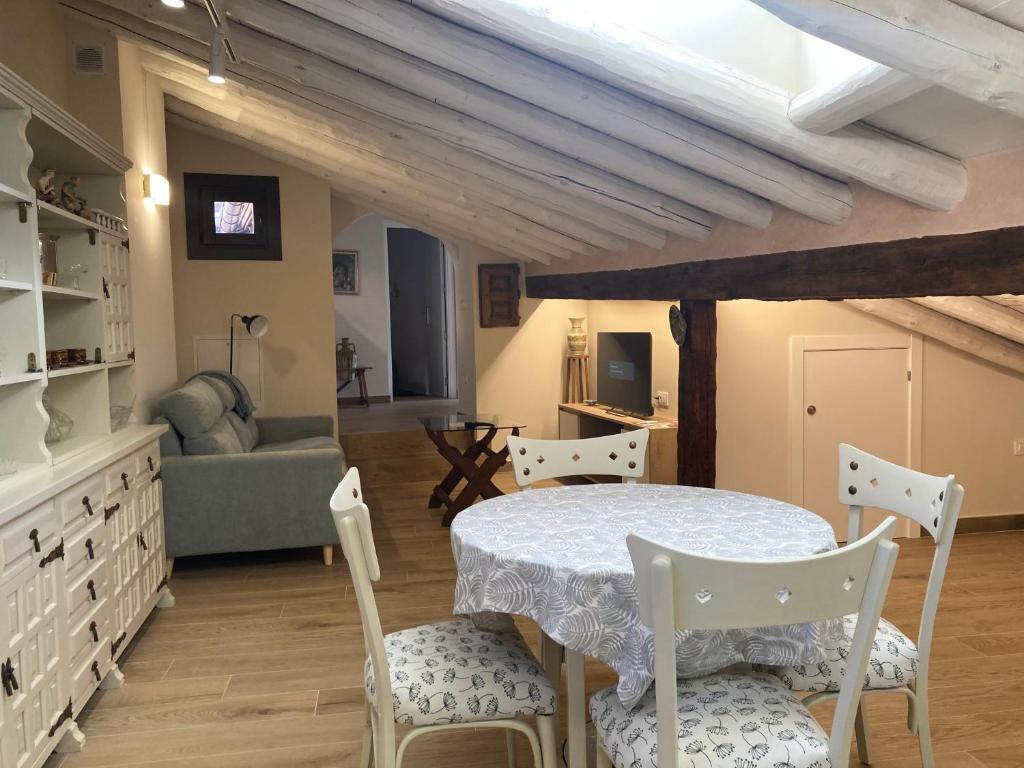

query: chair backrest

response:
[506,429,650,488]
[628,517,900,768]
[328,467,391,720]
[838,443,963,683]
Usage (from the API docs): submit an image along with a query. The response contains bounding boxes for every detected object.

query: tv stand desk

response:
[557,403,678,484]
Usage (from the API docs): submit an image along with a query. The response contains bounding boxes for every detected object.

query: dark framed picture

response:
[332,250,359,294]
[184,173,282,261]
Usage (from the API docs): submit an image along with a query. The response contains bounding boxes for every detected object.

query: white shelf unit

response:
[0,64,135,468]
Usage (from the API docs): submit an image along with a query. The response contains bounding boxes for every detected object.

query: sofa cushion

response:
[182,417,244,455]
[200,375,236,411]
[252,436,341,454]
[159,379,227,439]
[225,412,259,453]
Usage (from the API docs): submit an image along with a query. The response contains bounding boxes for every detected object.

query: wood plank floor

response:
[50,429,1024,767]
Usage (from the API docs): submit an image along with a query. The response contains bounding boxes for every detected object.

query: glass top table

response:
[418,413,524,525]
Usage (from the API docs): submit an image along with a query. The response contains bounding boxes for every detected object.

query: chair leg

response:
[855,702,872,765]
[596,744,613,768]
[360,702,373,768]
[322,544,334,566]
[507,730,517,768]
[537,715,558,768]
[915,689,935,768]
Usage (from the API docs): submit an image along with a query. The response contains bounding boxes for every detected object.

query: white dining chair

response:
[763,444,964,768]
[592,516,900,768]
[506,429,651,488]
[329,467,559,768]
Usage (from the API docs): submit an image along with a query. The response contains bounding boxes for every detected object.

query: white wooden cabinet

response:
[100,235,133,364]
[0,427,172,768]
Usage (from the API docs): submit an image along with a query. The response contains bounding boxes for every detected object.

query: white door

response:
[792,338,918,540]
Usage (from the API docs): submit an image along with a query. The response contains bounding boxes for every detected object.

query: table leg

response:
[540,632,564,761]
[357,370,370,408]
[565,648,588,768]
[423,429,473,509]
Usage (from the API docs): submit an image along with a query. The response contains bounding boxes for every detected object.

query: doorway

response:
[387,227,456,399]
[789,334,922,539]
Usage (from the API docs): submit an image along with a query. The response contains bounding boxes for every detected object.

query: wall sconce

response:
[143,173,170,207]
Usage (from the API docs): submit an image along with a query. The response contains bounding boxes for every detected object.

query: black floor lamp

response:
[228,313,269,374]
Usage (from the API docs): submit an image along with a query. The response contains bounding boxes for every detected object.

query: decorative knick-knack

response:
[26,352,38,373]
[60,176,91,219]
[567,317,587,356]
[36,168,56,204]
[336,337,357,381]
[43,395,74,443]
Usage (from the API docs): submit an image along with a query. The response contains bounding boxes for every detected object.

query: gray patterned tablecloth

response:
[451,483,841,708]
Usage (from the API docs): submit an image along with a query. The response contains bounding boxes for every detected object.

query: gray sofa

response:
[154,375,344,564]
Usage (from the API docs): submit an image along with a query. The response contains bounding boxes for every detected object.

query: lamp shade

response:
[242,314,269,338]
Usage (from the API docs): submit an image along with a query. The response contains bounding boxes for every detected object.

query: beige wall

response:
[529,147,1024,277]
[166,122,336,426]
[716,300,1024,519]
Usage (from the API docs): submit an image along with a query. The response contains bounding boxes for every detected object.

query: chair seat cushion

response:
[591,672,830,768]
[365,618,556,726]
[252,436,341,453]
[765,615,918,693]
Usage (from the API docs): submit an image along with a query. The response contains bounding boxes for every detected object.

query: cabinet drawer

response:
[65,522,107,586]
[71,641,110,712]
[104,458,135,497]
[133,443,161,479]
[57,475,105,537]
[1,501,59,576]
[68,560,109,629]
[69,600,110,671]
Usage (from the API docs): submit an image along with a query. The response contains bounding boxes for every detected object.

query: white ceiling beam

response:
[910,296,1024,345]
[162,97,568,263]
[62,0,667,250]
[987,295,1024,314]
[214,0,774,230]
[275,0,853,225]
[399,0,967,211]
[847,298,1024,376]
[749,0,1024,120]
[83,0,717,240]
[789,62,928,134]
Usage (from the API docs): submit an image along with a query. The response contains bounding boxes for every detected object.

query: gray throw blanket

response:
[187,370,256,420]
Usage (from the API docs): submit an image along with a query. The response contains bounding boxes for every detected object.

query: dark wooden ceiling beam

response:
[526,226,1024,301]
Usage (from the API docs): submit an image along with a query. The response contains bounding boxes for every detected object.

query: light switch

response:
[655,391,670,408]
[1014,439,1024,457]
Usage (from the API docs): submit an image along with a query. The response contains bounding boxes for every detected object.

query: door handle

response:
[806,405,817,415]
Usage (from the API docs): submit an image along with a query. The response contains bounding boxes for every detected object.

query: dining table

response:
[450,482,840,767]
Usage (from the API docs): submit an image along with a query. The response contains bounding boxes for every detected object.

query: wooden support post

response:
[678,300,717,488]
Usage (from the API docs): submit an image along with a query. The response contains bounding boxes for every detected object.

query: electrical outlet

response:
[1014,439,1024,456]
[655,391,670,409]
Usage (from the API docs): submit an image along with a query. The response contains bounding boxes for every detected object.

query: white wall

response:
[331,207,392,399]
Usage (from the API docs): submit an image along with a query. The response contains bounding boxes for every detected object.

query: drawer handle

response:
[110,631,127,659]
[87,580,97,601]
[104,503,120,521]
[47,699,72,738]
[138,533,148,552]
[39,539,64,568]
[86,538,95,560]
[152,470,162,483]
[89,621,99,642]
[121,472,130,491]
[147,456,154,472]
[1,658,18,696]
[91,661,102,682]
[28,529,40,553]
[82,496,94,516]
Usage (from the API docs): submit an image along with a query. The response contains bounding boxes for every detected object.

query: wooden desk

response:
[557,403,678,484]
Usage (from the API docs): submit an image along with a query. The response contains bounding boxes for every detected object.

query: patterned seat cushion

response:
[365,618,557,726]
[591,672,830,768]
[764,615,918,693]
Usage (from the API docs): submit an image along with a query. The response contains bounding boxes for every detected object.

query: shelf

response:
[0,278,33,292]
[0,181,31,204]
[106,360,134,369]
[46,363,106,379]
[0,372,43,387]
[41,285,100,302]
[47,433,110,465]
[36,200,96,232]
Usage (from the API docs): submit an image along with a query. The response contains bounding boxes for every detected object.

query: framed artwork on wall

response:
[184,173,282,261]
[333,250,359,294]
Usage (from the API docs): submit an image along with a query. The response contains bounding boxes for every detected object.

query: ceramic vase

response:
[567,317,587,356]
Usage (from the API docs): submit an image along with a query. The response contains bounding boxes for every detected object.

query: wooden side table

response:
[419,413,524,526]
[337,366,373,407]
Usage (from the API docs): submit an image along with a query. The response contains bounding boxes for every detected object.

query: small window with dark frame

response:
[184,173,283,261]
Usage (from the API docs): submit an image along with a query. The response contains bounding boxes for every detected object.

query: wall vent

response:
[73,44,106,75]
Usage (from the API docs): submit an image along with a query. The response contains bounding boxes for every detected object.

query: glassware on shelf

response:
[0,258,7,280]
[43,395,74,443]
[110,405,133,432]
[61,262,88,291]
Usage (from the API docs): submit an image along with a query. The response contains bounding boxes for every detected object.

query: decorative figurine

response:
[26,352,38,373]
[35,168,57,204]
[60,176,90,218]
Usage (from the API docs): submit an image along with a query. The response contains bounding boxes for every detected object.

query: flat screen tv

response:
[596,332,653,417]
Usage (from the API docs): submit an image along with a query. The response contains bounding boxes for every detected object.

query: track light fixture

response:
[160,0,185,7]
[208,29,226,85]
